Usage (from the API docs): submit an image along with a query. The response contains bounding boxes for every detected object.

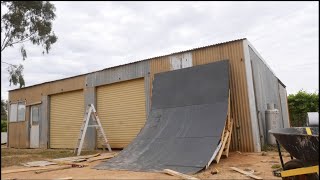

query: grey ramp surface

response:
[95,60,230,174]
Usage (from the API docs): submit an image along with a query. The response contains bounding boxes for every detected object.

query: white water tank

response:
[306,112,319,127]
[266,103,280,145]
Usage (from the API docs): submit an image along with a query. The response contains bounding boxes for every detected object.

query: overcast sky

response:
[1,1,319,100]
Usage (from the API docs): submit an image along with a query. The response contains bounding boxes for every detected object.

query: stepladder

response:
[74,104,112,156]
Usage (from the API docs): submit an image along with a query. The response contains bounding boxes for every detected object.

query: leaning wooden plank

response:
[35,165,73,174]
[86,154,116,163]
[163,169,200,180]
[1,166,53,174]
[230,167,263,180]
[220,118,227,143]
[214,131,230,163]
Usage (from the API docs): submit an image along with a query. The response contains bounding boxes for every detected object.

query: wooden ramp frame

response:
[215,90,233,163]
[206,90,233,168]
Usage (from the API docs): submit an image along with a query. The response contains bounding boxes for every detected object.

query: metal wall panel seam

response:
[242,39,261,152]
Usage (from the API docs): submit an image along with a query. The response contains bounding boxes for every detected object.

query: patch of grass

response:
[1,148,104,168]
[261,151,268,156]
[271,164,281,169]
[261,144,286,152]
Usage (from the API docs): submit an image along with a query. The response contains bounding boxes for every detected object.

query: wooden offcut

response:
[163,169,200,180]
[35,165,73,174]
[52,177,73,180]
[86,153,116,163]
[230,167,263,180]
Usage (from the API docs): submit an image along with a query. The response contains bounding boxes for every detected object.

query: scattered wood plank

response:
[2,166,53,174]
[86,153,116,163]
[35,165,73,174]
[21,160,57,167]
[46,159,88,167]
[52,177,72,180]
[50,153,100,163]
[230,167,263,180]
[163,169,200,180]
[77,153,101,159]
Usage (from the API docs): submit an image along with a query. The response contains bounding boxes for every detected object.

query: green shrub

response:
[1,120,7,132]
[288,90,319,127]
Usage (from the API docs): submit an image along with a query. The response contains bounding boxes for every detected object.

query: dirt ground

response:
[1,146,290,179]
[1,146,103,168]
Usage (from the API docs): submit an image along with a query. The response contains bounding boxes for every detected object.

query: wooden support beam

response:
[230,167,263,180]
[163,169,200,180]
[222,119,233,157]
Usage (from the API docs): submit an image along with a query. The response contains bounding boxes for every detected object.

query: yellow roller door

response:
[50,90,84,148]
[97,78,146,148]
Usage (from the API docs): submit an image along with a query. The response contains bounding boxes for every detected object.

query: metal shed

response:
[7,38,290,152]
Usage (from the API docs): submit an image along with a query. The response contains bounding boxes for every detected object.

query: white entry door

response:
[30,105,40,148]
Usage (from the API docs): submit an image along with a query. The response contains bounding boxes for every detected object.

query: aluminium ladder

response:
[74,104,112,156]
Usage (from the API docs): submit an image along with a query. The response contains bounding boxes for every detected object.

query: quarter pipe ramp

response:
[95,60,230,174]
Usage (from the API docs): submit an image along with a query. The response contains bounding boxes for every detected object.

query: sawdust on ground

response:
[1,151,290,179]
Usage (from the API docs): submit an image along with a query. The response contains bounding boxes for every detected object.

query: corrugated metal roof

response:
[9,38,246,92]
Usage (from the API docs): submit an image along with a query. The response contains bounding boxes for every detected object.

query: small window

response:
[31,105,40,125]
[17,102,26,122]
[9,103,18,122]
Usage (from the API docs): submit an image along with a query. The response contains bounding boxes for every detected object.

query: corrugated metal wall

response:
[148,40,254,152]
[249,46,289,146]
[96,78,146,148]
[278,82,290,128]
[192,41,254,152]
[8,120,29,148]
[8,75,85,148]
